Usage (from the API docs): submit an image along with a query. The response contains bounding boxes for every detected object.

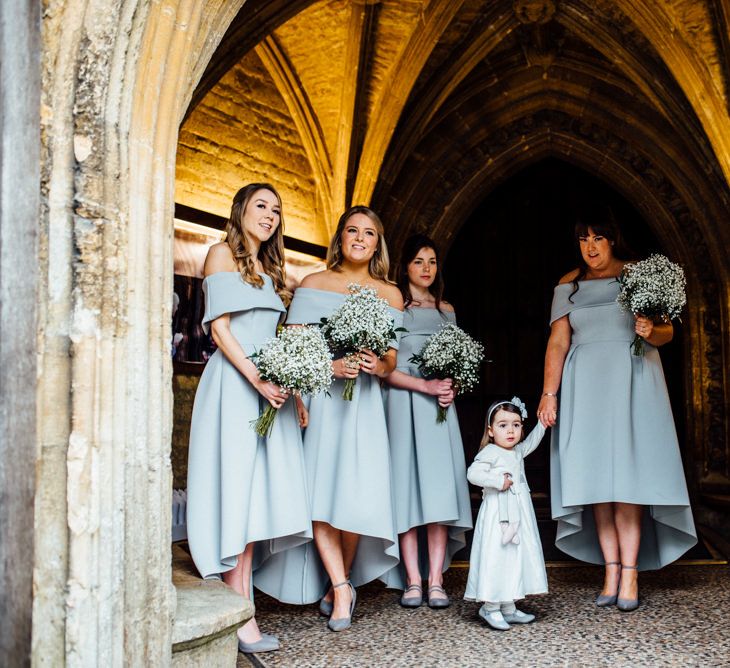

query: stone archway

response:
[35,1,259,664]
[24,1,730,665]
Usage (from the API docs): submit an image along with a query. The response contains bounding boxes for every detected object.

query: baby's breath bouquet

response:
[321,283,401,400]
[616,253,686,356]
[410,323,485,423]
[251,325,333,436]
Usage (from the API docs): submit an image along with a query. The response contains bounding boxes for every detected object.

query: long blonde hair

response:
[225,183,291,304]
[326,205,391,281]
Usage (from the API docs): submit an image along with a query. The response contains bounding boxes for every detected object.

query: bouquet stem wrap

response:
[343,378,357,402]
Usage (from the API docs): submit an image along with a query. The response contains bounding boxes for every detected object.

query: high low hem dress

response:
[257,287,404,604]
[380,307,473,590]
[464,423,548,603]
[186,272,313,598]
[549,278,697,570]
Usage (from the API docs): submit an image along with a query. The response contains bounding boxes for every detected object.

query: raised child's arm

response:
[517,422,547,458]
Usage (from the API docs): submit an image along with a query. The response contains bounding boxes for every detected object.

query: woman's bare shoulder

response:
[440,300,455,313]
[377,281,405,309]
[299,270,333,289]
[204,242,237,276]
[558,269,580,285]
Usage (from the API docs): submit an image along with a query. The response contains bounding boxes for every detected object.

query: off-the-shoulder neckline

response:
[204,271,269,280]
[295,286,404,311]
[406,305,454,312]
[556,276,618,287]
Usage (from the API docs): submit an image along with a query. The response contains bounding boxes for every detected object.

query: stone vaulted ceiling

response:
[176,0,730,283]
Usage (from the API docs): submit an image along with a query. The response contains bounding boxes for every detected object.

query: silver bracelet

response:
[542,392,557,397]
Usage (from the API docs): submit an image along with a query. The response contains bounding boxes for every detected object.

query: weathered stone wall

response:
[34,1,249,665]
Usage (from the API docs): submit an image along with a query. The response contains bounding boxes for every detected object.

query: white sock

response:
[483,601,500,613]
[501,601,516,615]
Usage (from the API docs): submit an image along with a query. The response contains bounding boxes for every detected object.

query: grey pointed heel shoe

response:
[617,564,639,612]
[427,585,451,609]
[318,589,334,617]
[327,580,357,632]
[596,561,621,607]
[399,583,423,608]
[238,633,280,654]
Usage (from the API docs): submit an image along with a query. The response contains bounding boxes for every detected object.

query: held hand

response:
[437,387,455,408]
[295,395,309,428]
[501,474,513,492]
[333,355,360,379]
[256,379,290,410]
[537,394,558,427]
[424,378,453,397]
[634,315,654,340]
[359,349,382,377]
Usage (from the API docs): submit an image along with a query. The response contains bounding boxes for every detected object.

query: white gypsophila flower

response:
[410,322,485,422]
[411,323,485,393]
[250,325,334,436]
[616,253,686,320]
[616,253,686,356]
[254,325,334,396]
[321,283,398,356]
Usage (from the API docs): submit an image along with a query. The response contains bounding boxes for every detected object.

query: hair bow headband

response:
[487,396,528,425]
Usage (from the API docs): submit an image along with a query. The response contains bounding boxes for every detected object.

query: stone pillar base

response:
[171,545,253,667]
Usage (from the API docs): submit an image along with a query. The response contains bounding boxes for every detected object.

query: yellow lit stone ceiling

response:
[176,0,730,280]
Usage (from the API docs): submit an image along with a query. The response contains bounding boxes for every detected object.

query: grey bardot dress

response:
[381,308,472,590]
[549,278,697,570]
[186,272,312,589]
[259,287,403,604]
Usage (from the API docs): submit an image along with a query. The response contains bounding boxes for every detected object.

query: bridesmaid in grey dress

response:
[537,208,696,612]
[186,184,312,653]
[382,234,472,608]
[272,205,404,632]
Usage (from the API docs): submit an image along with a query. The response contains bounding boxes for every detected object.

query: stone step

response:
[171,544,253,667]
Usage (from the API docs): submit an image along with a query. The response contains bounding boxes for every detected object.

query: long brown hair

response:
[225,183,291,304]
[326,205,391,281]
[396,233,445,310]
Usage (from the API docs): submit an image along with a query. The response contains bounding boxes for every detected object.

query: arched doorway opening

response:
[443,158,687,556]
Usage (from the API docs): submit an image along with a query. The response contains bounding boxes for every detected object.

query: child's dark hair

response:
[479,400,526,449]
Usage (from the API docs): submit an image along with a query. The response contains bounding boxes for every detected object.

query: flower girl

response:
[464,397,548,630]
